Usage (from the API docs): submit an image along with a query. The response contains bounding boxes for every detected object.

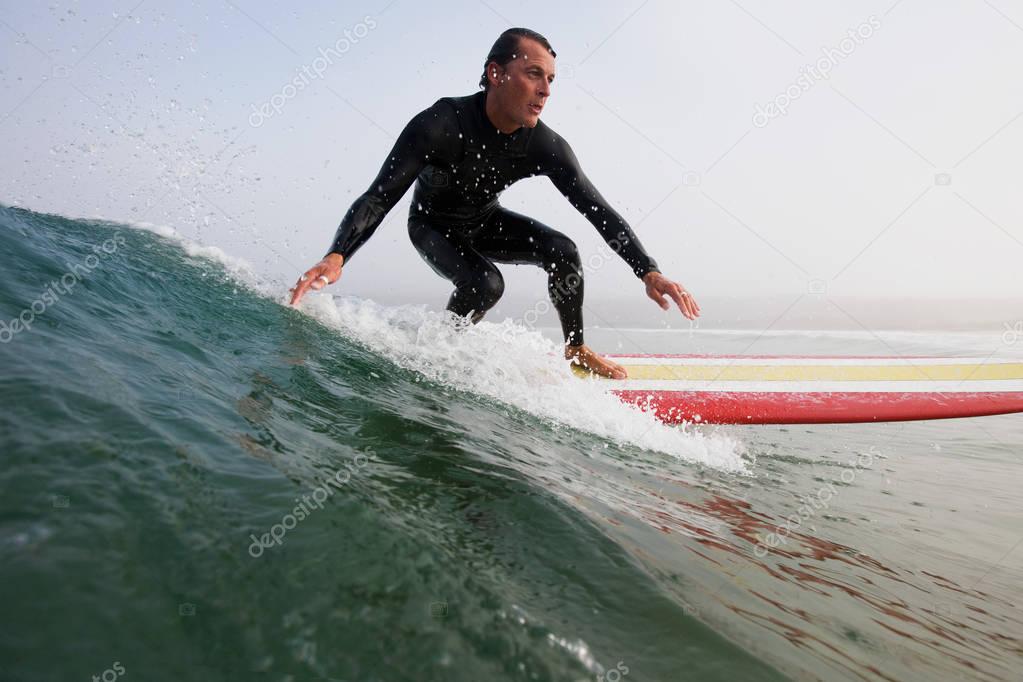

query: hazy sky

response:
[2,0,1022,316]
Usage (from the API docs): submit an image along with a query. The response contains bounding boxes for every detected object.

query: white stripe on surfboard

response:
[606,379,1023,393]
[606,356,1019,367]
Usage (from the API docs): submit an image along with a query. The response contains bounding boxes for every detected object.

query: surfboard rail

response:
[578,355,1023,425]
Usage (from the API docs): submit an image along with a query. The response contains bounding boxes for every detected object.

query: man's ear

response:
[487,61,502,87]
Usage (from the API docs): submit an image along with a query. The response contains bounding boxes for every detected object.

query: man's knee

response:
[464,268,504,308]
[546,234,581,270]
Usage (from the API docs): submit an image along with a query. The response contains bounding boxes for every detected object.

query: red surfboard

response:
[576,355,1023,425]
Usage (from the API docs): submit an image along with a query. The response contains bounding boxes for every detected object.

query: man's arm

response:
[326,101,454,260]
[290,101,455,306]
[546,134,660,278]
[545,132,699,320]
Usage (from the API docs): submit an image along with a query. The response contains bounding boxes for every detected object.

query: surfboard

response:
[574,355,1023,424]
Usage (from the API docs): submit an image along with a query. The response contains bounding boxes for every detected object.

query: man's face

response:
[490,37,555,129]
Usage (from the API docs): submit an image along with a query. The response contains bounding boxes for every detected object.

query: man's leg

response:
[408,218,505,323]
[470,207,585,345]
[471,208,627,379]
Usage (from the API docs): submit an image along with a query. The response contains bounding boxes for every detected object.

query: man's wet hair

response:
[479,28,556,91]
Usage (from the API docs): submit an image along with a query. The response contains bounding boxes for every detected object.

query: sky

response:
[1,0,1021,330]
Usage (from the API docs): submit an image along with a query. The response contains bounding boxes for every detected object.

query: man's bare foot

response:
[565,344,628,380]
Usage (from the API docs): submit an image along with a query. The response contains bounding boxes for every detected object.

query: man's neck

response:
[484,91,522,135]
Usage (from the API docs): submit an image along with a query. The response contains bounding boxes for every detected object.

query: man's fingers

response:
[289,269,320,306]
[674,282,700,318]
[667,286,686,311]
[290,266,339,306]
[665,285,695,319]
[682,293,699,319]
[676,288,702,319]
[676,289,694,318]
[650,290,669,310]
[679,297,695,320]
[289,279,310,306]
[646,276,700,319]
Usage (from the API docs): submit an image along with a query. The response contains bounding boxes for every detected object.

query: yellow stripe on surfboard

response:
[576,362,1023,382]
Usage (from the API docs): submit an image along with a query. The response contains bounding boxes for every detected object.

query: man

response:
[290,28,700,379]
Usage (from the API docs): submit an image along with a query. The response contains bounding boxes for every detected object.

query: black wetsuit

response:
[326,90,659,345]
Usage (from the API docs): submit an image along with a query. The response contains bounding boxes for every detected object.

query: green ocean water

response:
[1,205,1021,681]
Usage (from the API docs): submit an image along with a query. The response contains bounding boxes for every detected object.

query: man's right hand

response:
[289,253,344,306]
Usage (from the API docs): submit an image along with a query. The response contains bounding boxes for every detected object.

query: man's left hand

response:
[643,271,700,320]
